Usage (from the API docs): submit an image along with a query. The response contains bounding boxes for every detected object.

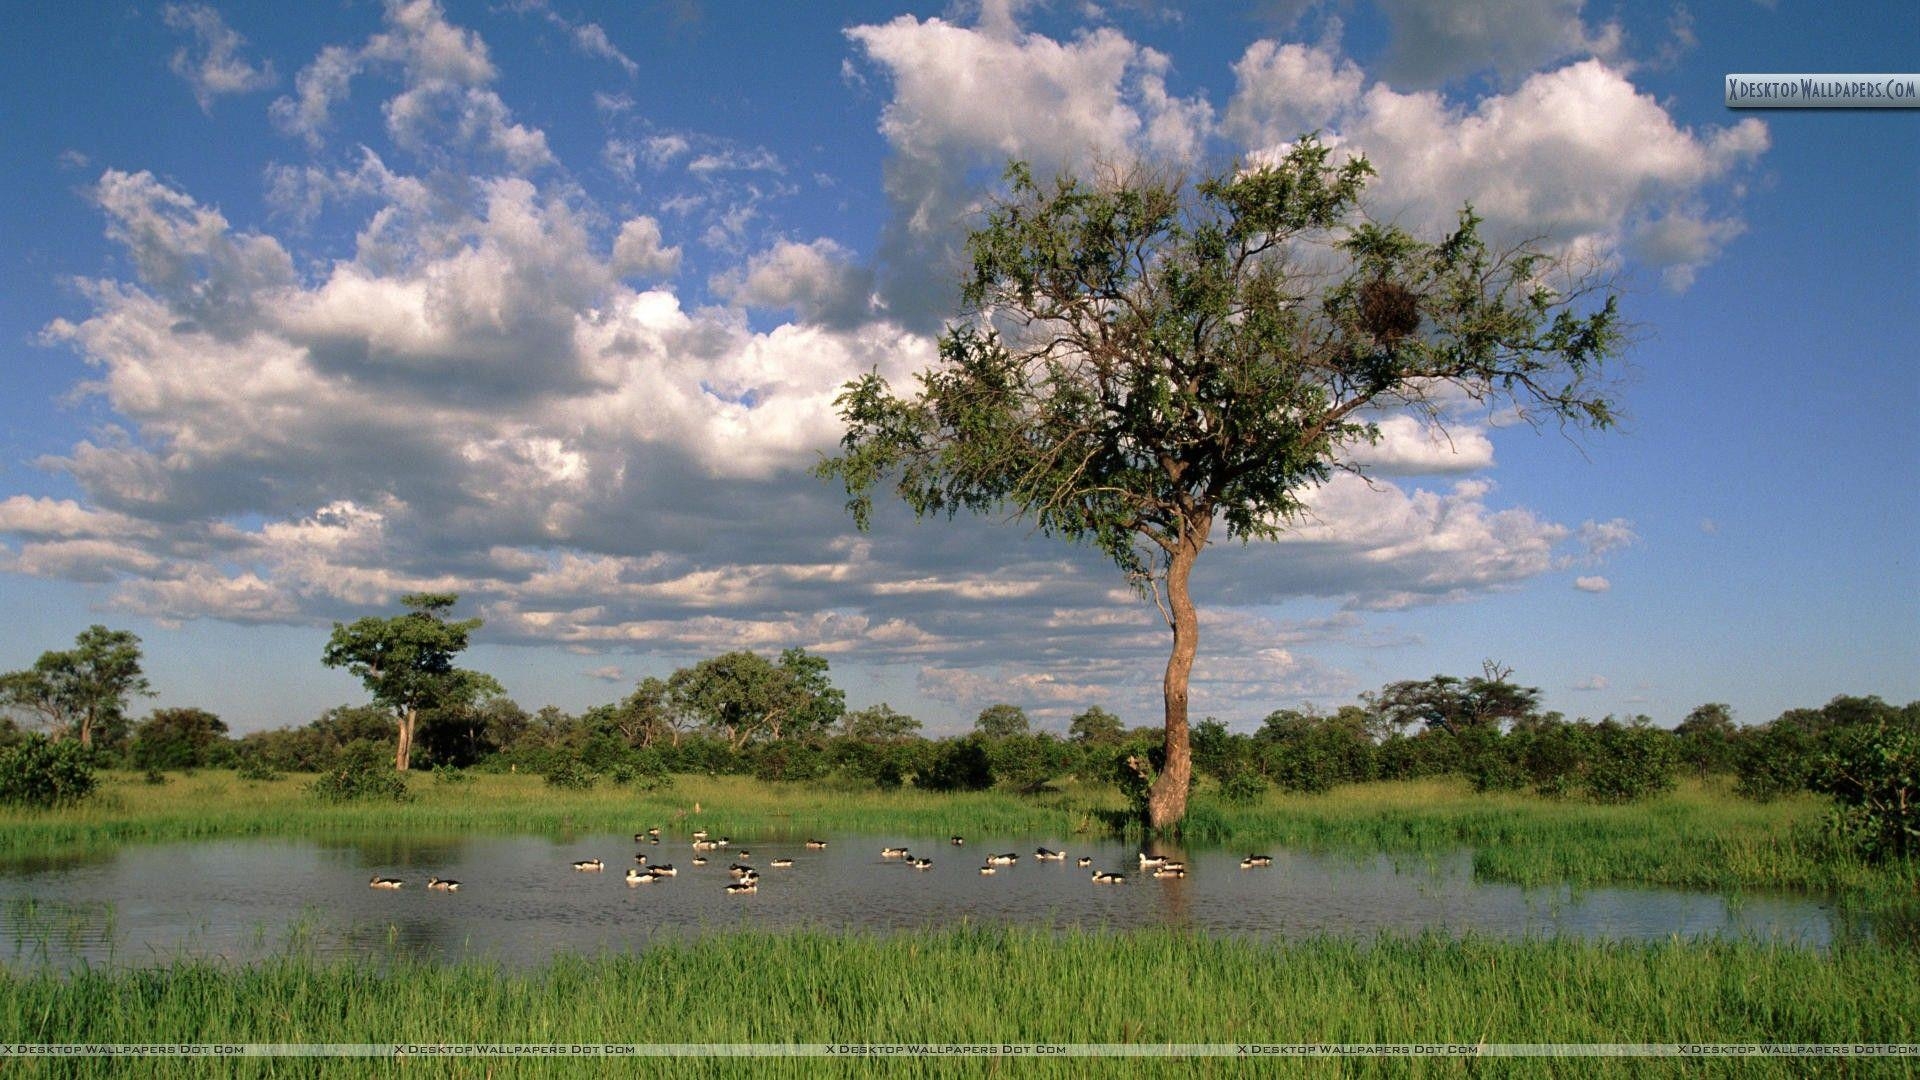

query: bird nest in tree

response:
[1358,278,1422,345]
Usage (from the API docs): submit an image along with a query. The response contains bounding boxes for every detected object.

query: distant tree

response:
[1188,717,1242,780]
[1367,663,1543,737]
[778,648,847,739]
[1,626,153,749]
[1675,702,1738,777]
[923,735,995,791]
[1583,716,1678,803]
[842,703,923,742]
[322,593,501,772]
[820,143,1622,828]
[131,707,229,770]
[668,649,844,751]
[1067,706,1125,745]
[973,703,1031,739]
[616,677,682,747]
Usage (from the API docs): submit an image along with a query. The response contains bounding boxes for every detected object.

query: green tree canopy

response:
[131,707,229,770]
[842,702,923,742]
[1366,665,1544,738]
[819,142,1622,827]
[667,648,844,751]
[973,703,1031,739]
[321,593,501,771]
[1067,705,1125,744]
[0,625,153,748]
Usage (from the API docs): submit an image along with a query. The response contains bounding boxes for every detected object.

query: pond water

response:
[0,831,1838,969]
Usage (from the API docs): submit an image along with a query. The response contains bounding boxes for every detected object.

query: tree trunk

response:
[1147,517,1209,831]
[396,707,415,771]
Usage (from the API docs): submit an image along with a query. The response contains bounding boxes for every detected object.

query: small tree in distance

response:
[973,703,1031,738]
[0,625,153,749]
[820,141,1623,828]
[1068,705,1125,745]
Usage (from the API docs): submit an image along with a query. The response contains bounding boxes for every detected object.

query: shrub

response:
[543,759,598,791]
[1814,721,1919,863]
[750,741,828,783]
[922,737,994,792]
[235,757,283,782]
[1374,732,1458,780]
[1583,721,1678,803]
[1519,722,1593,798]
[0,735,99,808]
[308,741,411,803]
[1734,722,1817,801]
[432,764,473,786]
[1254,714,1376,793]
[1218,768,1268,805]
[142,767,169,786]
[1465,748,1528,793]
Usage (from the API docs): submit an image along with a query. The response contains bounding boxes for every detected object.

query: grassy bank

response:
[1,927,1912,1078]
[3,771,1914,930]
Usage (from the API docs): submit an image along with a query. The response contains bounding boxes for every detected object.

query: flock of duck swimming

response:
[368,827,1277,894]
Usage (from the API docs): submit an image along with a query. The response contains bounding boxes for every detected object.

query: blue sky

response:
[0,0,1913,736]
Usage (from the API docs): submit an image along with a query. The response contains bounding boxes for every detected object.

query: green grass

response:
[0,927,1912,1078]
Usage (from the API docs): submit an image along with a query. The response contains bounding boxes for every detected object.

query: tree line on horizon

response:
[3,612,1914,862]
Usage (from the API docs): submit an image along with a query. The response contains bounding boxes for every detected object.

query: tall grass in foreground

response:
[0,928,1913,1078]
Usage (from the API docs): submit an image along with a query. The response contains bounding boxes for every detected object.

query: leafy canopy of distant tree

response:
[820,140,1624,828]
[667,648,845,751]
[973,703,1032,739]
[131,707,229,771]
[0,625,153,749]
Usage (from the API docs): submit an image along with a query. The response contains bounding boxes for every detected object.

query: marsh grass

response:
[0,927,1912,1077]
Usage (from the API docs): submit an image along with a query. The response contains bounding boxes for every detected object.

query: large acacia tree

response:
[818,140,1623,829]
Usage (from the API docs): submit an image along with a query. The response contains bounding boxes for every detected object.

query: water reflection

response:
[0,832,1843,970]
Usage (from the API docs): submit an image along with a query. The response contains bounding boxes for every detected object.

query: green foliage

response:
[1067,706,1124,745]
[1108,731,1165,820]
[1675,702,1738,777]
[1189,717,1240,780]
[972,703,1030,739]
[922,736,994,792]
[0,734,98,808]
[1255,709,1376,793]
[817,146,1623,829]
[1583,719,1678,803]
[749,741,828,783]
[308,741,411,803]
[321,593,500,771]
[840,702,921,742]
[1814,720,1918,863]
[131,707,229,771]
[542,759,598,791]
[986,733,1076,791]
[1367,666,1543,736]
[1,625,153,749]
[234,757,282,782]
[1736,719,1821,801]
[432,765,473,786]
[668,649,843,750]
[1516,721,1593,798]
[608,747,671,791]
[1218,768,1268,805]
